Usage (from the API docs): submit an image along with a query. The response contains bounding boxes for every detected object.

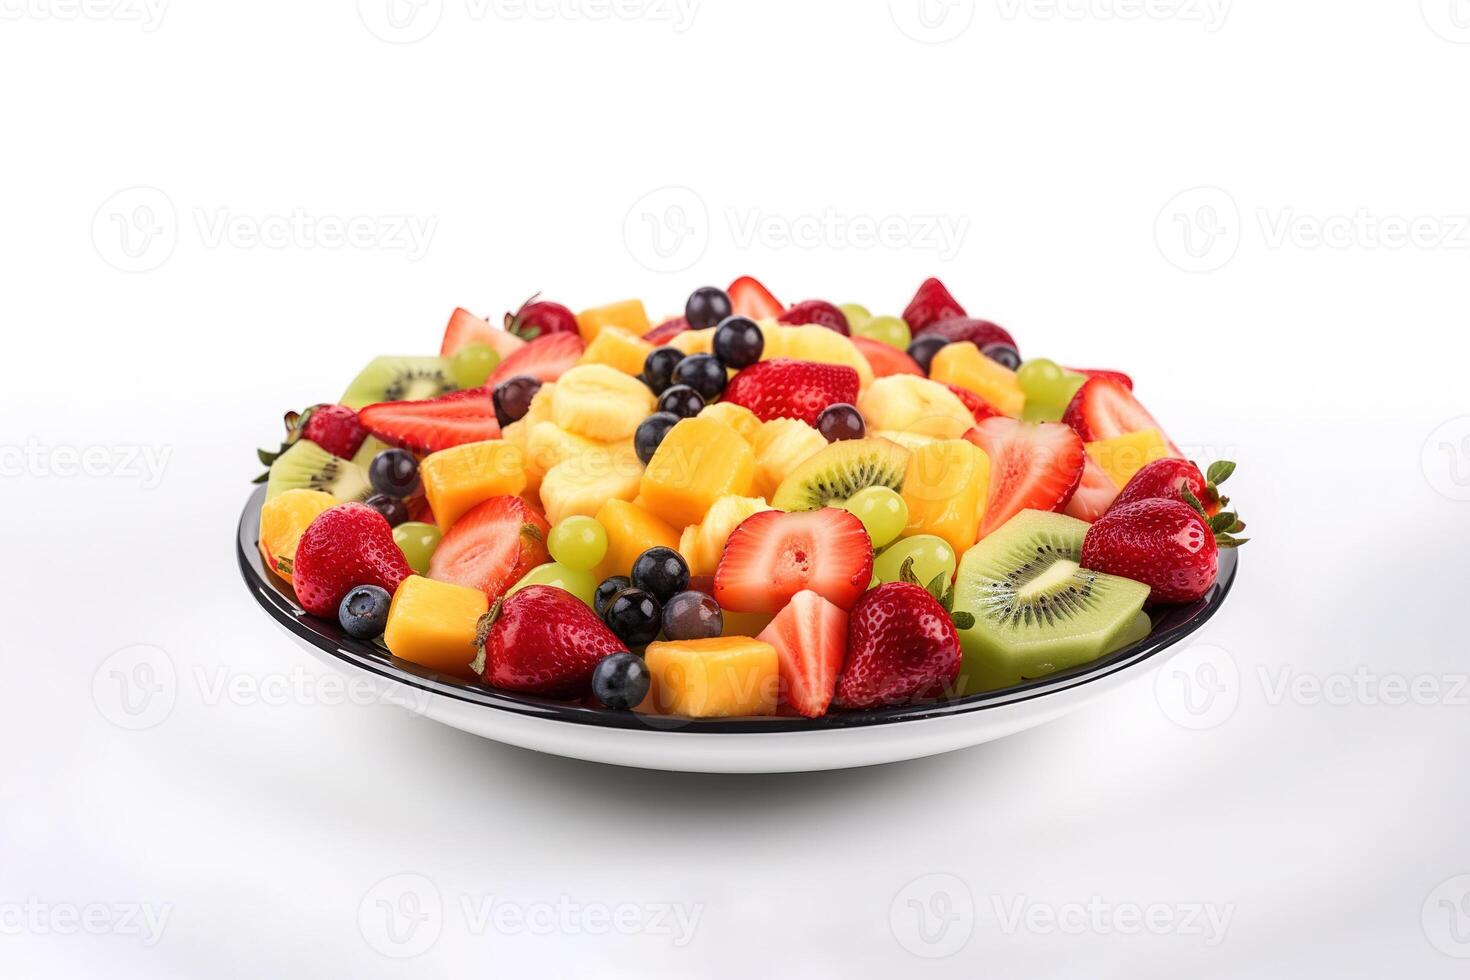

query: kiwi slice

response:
[340,356,457,409]
[770,438,909,511]
[951,510,1149,694]
[264,439,372,502]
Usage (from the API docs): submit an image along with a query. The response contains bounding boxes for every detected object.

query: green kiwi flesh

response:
[265,439,372,502]
[341,356,457,409]
[952,510,1149,695]
[770,438,909,511]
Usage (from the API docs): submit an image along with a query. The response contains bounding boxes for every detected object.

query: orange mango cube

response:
[639,417,756,528]
[644,637,780,718]
[593,499,681,581]
[420,440,527,532]
[383,575,488,680]
[576,299,651,344]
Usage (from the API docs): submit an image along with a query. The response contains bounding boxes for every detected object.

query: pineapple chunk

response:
[669,327,715,356]
[698,403,762,445]
[678,495,774,575]
[929,342,1025,417]
[751,418,828,500]
[858,375,974,440]
[1085,429,1174,490]
[552,364,656,442]
[539,444,643,526]
[578,325,653,376]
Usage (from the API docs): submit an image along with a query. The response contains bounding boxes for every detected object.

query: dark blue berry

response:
[634,412,681,465]
[591,652,650,711]
[369,448,420,498]
[603,588,661,647]
[594,575,632,616]
[656,384,704,419]
[660,590,723,641]
[338,585,391,639]
[671,353,727,401]
[712,315,764,369]
[492,375,542,427]
[642,347,686,395]
[685,286,732,329]
[365,493,409,527]
[981,342,1021,371]
[816,403,865,443]
[631,546,690,603]
[906,335,950,375]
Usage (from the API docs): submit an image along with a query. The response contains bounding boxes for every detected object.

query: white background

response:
[3,1,1469,976]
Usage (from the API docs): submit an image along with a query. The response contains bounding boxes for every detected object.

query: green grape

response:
[450,343,501,388]
[547,516,609,572]
[1017,358,1066,402]
[842,486,909,548]
[392,521,441,575]
[1058,370,1087,406]
[506,562,598,607]
[855,314,912,351]
[873,534,956,589]
[838,303,872,333]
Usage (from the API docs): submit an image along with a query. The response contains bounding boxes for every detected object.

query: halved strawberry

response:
[484,331,584,389]
[902,278,966,331]
[851,336,923,378]
[1062,454,1120,523]
[942,382,1002,423]
[722,359,861,425]
[427,495,550,597]
[1062,377,1179,453]
[1066,367,1133,391]
[727,275,784,320]
[964,417,1086,537]
[643,316,689,345]
[440,308,527,359]
[714,509,873,613]
[757,590,848,718]
[359,388,501,454]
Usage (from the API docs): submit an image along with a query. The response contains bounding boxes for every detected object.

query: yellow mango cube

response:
[384,575,488,680]
[901,439,991,554]
[1085,429,1174,490]
[752,418,828,499]
[644,637,780,718]
[576,299,650,344]
[930,342,1025,417]
[669,327,715,356]
[593,498,681,581]
[578,325,654,376]
[639,417,757,528]
[420,440,527,532]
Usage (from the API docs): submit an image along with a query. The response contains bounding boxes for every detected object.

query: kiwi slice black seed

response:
[952,510,1150,694]
[341,356,457,409]
[770,438,909,511]
[264,439,372,502]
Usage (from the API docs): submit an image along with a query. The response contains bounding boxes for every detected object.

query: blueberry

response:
[631,546,690,603]
[338,585,391,639]
[642,346,686,395]
[603,588,662,647]
[656,384,704,419]
[634,412,681,465]
[661,590,723,641]
[591,652,650,711]
[670,353,727,401]
[365,493,409,527]
[492,375,543,427]
[816,403,865,443]
[369,448,420,498]
[906,335,950,375]
[594,575,632,616]
[712,315,764,369]
[685,286,733,329]
[981,342,1021,371]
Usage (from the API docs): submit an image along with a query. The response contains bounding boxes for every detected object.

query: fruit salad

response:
[253,279,1245,719]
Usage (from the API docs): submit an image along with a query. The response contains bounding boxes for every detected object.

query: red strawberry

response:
[835,583,961,710]
[777,299,849,335]
[964,417,1085,537]
[504,294,579,341]
[427,496,550,597]
[1063,455,1120,523]
[485,331,584,389]
[721,359,861,425]
[302,404,368,459]
[359,388,501,454]
[292,503,412,617]
[942,383,1002,423]
[914,317,1017,352]
[1066,367,1133,391]
[851,336,923,377]
[440,307,527,359]
[1062,377,1179,454]
[1082,498,1239,604]
[471,585,626,698]
[727,275,784,320]
[643,316,690,345]
[1110,458,1235,518]
[757,590,848,718]
[714,509,874,613]
[902,278,967,331]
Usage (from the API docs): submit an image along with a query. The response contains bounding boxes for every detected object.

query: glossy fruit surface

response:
[777,300,850,335]
[302,404,369,459]
[292,503,412,618]
[902,278,967,332]
[547,516,609,572]
[427,495,549,599]
[712,316,764,368]
[981,342,1021,371]
[505,296,580,340]
[642,347,685,394]
[493,375,544,428]
[1063,377,1180,454]
[726,276,784,320]
[964,417,1086,537]
[856,315,911,350]
[661,590,724,641]
[671,353,728,401]
[450,343,501,388]
[838,303,872,333]
[338,585,391,639]
[842,486,909,548]
[506,561,598,607]
[473,585,625,697]
[634,412,681,465]
[873,534,955,588]
[594,575,632,615]
[906,335,949,374]
[603,587,662,646]
[757,589,847,718]
[359,388,501,454]
[591,652,649,710]
[1081,499,1221,603]
[631,546,690,603]
[364,493,409,527]
[852,336,923,378]
[713,508,874,613]
[816,403,865,443]
[656,384,705,419]
[685,286,733,329]
[392,522,441,575]
[835,583,961,710]
[369,448,421,498]
[722,359,862,426]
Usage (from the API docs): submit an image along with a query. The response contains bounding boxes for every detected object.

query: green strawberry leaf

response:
[1179,486,1207,516]
[1206,460,1236,485]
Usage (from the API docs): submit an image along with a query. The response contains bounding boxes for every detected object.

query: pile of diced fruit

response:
[255,277,1245,719]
